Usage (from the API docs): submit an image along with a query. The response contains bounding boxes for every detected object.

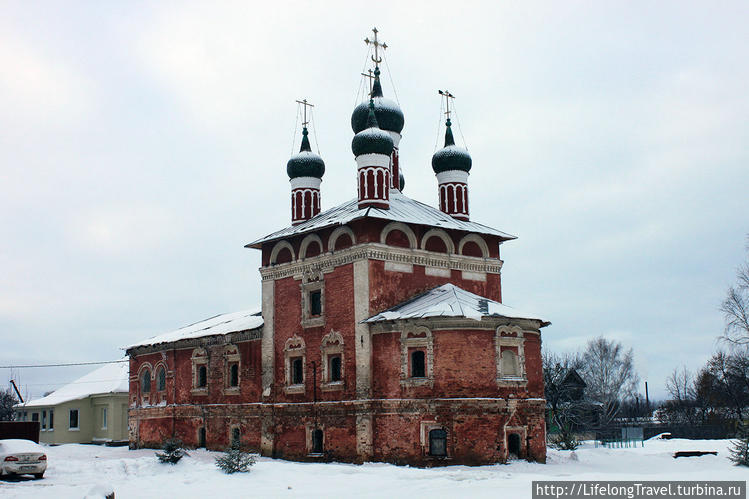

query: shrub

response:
[728,422,749,467]
[549,426,580,451]
[156,438,188,464]
[215,442,256,474]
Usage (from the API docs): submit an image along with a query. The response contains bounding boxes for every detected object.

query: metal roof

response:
[246,190,516,248]
[365,283,549,326]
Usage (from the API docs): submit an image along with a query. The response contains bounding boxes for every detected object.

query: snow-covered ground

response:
[0,438,745,498]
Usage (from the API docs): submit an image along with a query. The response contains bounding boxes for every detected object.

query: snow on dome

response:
[351,96,404,135]
[432,145,472,173]
[17,360,130,408]
[287,150,325,179]
[365,283,549,325]
[126,309,263,350]
[352,126,394,157]
[247,189,516,248]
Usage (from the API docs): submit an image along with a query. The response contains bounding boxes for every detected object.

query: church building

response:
[126,30,549,465]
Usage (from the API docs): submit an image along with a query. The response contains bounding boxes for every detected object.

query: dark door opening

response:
[508,433,521,458]
[198,427,207,448]
[311,428,323,454]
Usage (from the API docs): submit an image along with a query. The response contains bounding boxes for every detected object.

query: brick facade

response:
[127,219,548,465]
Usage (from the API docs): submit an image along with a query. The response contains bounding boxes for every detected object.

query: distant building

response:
[15,362,129,445]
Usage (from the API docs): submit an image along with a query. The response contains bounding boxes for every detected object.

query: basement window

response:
[429,428,447,457]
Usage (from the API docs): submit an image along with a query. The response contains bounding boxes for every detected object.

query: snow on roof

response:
[125,309,263,350]
[365,283,549,326]
[247,190,516,248]
[17,361,129,409]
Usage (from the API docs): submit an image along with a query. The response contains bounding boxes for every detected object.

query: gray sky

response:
[2,1,747,401]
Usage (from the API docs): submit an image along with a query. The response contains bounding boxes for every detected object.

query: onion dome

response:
[399,172,405,192]
[431,118,472,174]
[287,127,325,179]
[351,67,404,135]
[351,99,394,157]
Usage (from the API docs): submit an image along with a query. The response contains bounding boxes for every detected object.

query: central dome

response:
[351,68,404,135]
[351,99,394,157]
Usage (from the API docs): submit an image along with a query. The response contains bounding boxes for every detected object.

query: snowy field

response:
[0,438,745,498]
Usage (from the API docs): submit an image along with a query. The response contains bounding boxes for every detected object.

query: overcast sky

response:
[2,1,747,401]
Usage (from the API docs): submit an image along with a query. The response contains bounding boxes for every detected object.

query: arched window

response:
[198,365,207,387]
[156,366,166,391]
[502,350,519,377]
[230,364,239,387]
[141,369,151,393]
[330,356,342,382]
[411,350,426,378]
[292,358,304,385]
[429,429,447,457]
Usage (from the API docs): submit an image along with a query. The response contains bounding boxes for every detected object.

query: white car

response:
[0,439,47,479]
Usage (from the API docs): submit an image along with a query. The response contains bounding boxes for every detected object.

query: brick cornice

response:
[259,243,503,281]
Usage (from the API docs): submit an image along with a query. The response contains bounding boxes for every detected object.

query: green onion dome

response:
[351,68,404,135]
[351,99,394,157]
[431,118,472,174]
[287,127,325,179]
[399,172,405,192]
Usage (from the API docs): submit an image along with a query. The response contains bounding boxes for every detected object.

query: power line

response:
[0,359,127,369]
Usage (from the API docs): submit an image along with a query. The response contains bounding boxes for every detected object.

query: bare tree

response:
[543,351,589,449]
[659,367,701,425]
[721,237,749,346]
[580,336,639,427]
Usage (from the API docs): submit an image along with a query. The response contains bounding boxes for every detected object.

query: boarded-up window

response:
[429,429,447,456]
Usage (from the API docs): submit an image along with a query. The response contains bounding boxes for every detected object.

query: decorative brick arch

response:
[458,234,490,258]
[299,234,324,260]
[270,240,296,265]
[420,228,455,254]
[327,226,357,252]
[380,222,417,249]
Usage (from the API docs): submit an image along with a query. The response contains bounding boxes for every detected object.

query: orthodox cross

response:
[360,69,375,95]
[438,89,455,119]
[295,98,314,126]
[364,27,387,65]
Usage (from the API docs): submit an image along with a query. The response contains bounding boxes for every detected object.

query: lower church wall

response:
[129,399,546,466]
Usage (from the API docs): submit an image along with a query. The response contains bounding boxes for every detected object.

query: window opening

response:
[429,428,447,456]
[411,350,426,378]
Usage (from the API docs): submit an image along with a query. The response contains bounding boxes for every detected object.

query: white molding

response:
[327,226,357,252]
[290,177,322,190]
[436,170,469,184]
[299,233,324,260]
[259,242,503,281]
[384,261,413,273]
[424,266,451,277]
[420,228,456,254]
[269,240,296,265]
[380,222,418,249]
[355,153,390,168]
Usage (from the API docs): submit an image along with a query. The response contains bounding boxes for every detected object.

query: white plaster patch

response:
[385,261,413,273]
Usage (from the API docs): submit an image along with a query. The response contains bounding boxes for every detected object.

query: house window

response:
[32,412,39,422]
[224,344,240,393]
[329,356,342,382]
[69,409,79,430]
[157,366,166,391]
[101,407,108,430]
[142,369,151,393]
[411,350,426,378]
[230,364,239,387]
[49,409,54,430]
[502,350,519,376]
[309,290,322,316]
[191,348,209,393]
[284,335,306,394]
[400,327,434,387]
[320,331,344,389]
[300,271,325,328]
[42,410,47,430]
[311,428,324,454]
[198,365,207,387]
[429,428,447,457]
[231,427,241,447]
[291,357,304,385]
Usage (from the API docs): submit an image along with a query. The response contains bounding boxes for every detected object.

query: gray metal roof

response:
[246,190,516,248]
[366,283,549,326]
